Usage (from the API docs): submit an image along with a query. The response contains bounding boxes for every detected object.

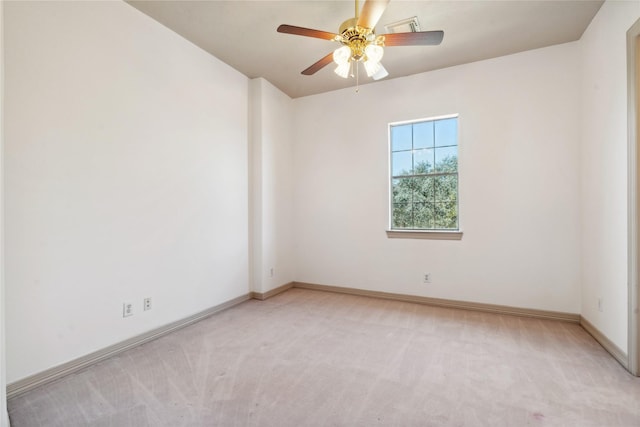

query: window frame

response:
[386,114,463,240]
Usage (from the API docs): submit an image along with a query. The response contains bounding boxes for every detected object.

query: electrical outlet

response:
[269,268,274,278]
[598,297,603,312]
[123,301,133,317]
[423,273,431,284]
[144,297,152,311]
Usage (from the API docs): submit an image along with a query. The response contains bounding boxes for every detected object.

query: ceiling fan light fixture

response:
[364,59,381,77]
[372,63,389,81]
[335,62,351,78]
[363,44,384,77]
[277,0,444,83]
[333,45,352,65]
[364,44,384,62]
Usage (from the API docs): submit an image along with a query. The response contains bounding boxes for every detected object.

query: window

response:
[389,115,459,235]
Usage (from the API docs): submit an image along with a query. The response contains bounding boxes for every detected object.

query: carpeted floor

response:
[7,288,640,426]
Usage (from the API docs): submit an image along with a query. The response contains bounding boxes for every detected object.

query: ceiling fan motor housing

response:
[339,18,377,60]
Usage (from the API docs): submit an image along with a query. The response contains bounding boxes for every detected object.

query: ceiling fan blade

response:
[357,0,390,30]
[382,31,444,46]
[302,52,335,75]
[277,24,339,41]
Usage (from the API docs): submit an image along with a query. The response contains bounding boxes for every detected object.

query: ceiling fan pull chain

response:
[356,61,360,93]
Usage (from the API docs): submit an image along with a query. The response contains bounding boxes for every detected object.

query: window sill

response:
[386,230,463,240]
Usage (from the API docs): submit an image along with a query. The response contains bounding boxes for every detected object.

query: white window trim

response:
[387,114,461,239]
[386,230,463,240]
[388,113,459,127]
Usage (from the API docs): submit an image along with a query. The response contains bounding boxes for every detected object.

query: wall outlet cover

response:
[123,301,133,317]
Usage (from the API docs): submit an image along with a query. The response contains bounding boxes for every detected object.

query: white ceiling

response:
[127,0,603,98]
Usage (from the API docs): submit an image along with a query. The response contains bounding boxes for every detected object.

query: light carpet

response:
[8,288,640,426]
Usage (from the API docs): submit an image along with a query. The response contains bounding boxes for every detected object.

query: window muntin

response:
[390,116,459,230]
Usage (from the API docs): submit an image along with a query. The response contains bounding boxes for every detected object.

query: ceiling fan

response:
[277,0,444,81]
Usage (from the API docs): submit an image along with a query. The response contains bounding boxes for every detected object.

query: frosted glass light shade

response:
[333,46,351,65]
[334,62,351,78]
[372,63,389,80]
[364,60,381,77]
[364,44,384,62]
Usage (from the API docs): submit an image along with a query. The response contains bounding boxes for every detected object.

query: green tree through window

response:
[390,116,458,230]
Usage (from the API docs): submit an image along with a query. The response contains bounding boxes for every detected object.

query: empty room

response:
[2,0,640,425]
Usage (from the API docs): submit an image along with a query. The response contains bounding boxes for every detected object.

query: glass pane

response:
[434,146,457,172]
[413,121,434,149]
[413,176,435,203]
[392,151,413,176]
[434,202,458,229]
[413,203,434,229]
[434,175,457,202]
[392,203,412,228]
[435,118,457,147]
[391,125,412,152]
[413,148,433,174]
[392,178,413,205]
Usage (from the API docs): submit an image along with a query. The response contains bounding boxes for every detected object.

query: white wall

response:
[250,78,294,293]
[4,1,249,383]
[292,42,582,313]
[580,0,640,352]
[0,1,8,424]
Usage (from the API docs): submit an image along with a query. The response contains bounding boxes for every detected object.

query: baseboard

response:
[580,316,628,369]
[6,293,252,400]
[292,282,581,323]
[251,282,294,301]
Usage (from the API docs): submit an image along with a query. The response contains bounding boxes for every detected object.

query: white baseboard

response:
[6,293,252,400]
[293,282,581,323]
[251,282,294,301]
[580,316,628,369]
